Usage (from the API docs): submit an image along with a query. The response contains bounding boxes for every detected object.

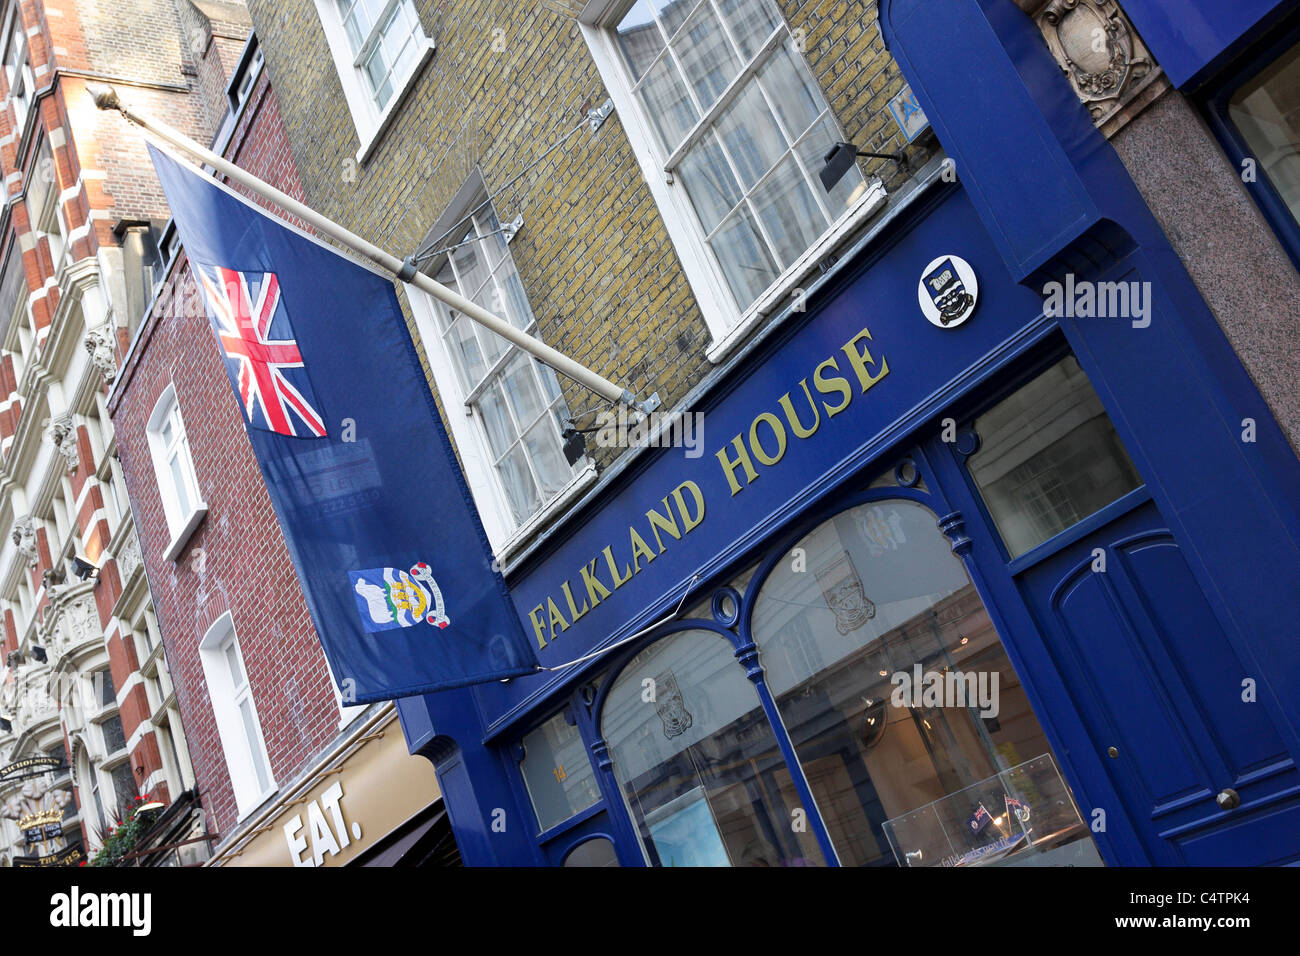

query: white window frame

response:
[403,178,597,561]
[578,0,887,363]
[198,613,276,818]
[2,7,33,136]
[146,384,207,561]
[313,0,436,163]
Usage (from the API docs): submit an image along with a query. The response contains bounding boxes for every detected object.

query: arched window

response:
[600,628,825,867]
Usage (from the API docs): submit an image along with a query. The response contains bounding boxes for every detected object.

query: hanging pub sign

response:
[0,755,64,781]
[20,809,63,844]
[13,843,84,867]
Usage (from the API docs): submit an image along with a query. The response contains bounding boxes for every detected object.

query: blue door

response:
[949,354,1300,865]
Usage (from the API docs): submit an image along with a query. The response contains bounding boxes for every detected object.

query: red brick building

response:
[0,0,249,866]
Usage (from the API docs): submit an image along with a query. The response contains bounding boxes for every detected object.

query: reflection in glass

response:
[750,499,1103,866]
[603,630,825,866]
[520,712,602,832]
[1228,39,1300,231]
[968,357,1143,558]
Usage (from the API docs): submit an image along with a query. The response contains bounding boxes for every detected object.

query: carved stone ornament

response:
[115,531,142,585]
[44,414,79,473]
[83,325,118,384]
[1033,0,1155,125]
[11,517,37,568]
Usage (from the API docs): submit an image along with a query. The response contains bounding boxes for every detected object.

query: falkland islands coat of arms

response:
[349,562,450,632]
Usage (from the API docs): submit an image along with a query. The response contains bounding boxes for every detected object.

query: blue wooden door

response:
[1012,495,1300,864]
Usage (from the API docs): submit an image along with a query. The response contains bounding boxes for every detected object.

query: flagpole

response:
[88,85,646,411]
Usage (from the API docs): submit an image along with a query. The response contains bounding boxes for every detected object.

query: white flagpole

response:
[89,84,642,410]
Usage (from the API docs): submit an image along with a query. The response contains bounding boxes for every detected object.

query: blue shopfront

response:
[396,0,1300,866]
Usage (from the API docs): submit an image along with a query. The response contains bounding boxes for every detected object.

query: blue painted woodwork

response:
[395,0,1300,866]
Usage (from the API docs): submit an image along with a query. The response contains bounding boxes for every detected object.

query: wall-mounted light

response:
[819,141,908,192]
[0,717,11,732]
[561,427,588,467]
[72,556,98,580]
[30,645,47,663]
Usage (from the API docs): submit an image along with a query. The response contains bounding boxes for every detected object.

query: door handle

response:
[1216,788,1240,810]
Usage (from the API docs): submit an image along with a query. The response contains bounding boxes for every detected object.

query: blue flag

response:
[148,144,539,701]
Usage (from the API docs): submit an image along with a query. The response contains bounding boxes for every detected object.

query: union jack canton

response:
[196,265,327,438]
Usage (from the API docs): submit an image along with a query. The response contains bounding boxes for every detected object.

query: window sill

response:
[497,459,599,573]
[163,504,209,563]
[705,179,890,365]
[355,38,436,165]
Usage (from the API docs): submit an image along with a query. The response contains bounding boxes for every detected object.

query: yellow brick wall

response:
[246,0,931,474]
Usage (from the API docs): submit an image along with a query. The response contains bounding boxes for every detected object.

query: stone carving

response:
[44,415,79,472]
[62,597,100,650]
[1026,0,1156,127]
[83,325,118,383]
[115,531,142,585]
[11,517,37,567]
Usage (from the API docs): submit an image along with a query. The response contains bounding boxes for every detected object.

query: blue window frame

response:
[1203,11,1300,271]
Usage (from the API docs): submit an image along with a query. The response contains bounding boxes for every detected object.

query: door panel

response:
[1016,499,1300,864]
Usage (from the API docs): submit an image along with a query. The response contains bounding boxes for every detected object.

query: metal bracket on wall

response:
[587,99,614,133]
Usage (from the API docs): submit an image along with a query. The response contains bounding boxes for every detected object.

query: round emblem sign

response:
[918,255,978,328]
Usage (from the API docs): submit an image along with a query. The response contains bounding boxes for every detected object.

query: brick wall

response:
[245,0,930,477]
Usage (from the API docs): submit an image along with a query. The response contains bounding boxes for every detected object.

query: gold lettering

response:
[749,412,788,466]
[561,580,589,623]
[716,435,758,496]
[646,498,681,553]
[629,527,657,572]
[841,328,890,394]
[603,545,633,589]
[580,559,612,608]
[777,379,821,439]
[813,357,852,417]
[672,480,707,531]
[528,605,548,650]
[546,597,569,640]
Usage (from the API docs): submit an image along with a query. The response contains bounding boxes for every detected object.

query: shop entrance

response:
[948,354,1300,865]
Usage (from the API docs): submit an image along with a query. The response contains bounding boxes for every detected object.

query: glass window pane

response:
[239,698,270,793]
[796,116,864,216]
[224,641,244,689]
[501,355,546,428]
[523,417,572,500]
[637,55,700,152]
[967,357,1143,558]
[602,630,826,866]
[168,453,192,516]
[679,131,744,233]
[715,82,786,189]
[652,0,701,39]
[670,4,739,111]
[615,0,665,83]
[708,205,778,308]
[751,499,1104,867]
[497,444,541,524]
[715,0,781,60]
[563,837,621,866]
[101,714,126,754]
[758,41,822,141]
[446,314,487,391]
[749,154,828,266]
[451,233,491,302]
[519,712,601,832]
[1228,39,1300,232]
[478,382,516,457]
[111,762,136,812]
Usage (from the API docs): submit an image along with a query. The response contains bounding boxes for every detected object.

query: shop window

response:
[313,0,434,159]
[1206,32,1300,265]
[146,384,208,559]
[198,613,275,817]
[519,711,601,832]
[601,629,826,866]
[406,186,590,554]
[749,498,1103,867]
[966,356,1143,559]
[581,0,874,344]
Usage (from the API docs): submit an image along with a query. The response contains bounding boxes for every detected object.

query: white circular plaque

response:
[918,255,979,329]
